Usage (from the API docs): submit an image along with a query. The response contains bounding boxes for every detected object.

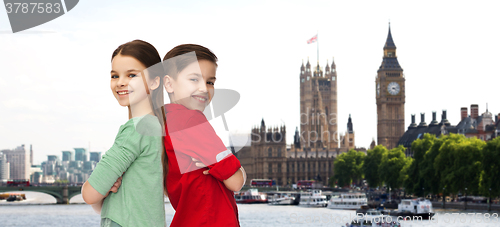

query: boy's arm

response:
[195,158,246,191]
[221,167,246,192]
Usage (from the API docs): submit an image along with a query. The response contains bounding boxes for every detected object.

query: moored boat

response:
[234,189,267,204]
[267,191,299,205]
[298,190,328,207]
[327,192,368,210]
[395,198,434,219]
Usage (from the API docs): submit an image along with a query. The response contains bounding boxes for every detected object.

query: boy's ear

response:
[150,76,160,91]
[164,75,174,93]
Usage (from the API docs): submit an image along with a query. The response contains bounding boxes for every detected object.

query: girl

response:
[162,44,246,226]
[82,40,166,227]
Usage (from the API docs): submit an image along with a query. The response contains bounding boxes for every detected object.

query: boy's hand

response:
[192,157,210,175]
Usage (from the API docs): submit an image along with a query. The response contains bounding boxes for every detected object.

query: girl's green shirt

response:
[88,114,166,227]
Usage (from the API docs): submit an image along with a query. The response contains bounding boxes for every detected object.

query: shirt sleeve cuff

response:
[208,154,241,181]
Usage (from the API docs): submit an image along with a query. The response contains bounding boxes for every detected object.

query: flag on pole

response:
[307,34,317,44]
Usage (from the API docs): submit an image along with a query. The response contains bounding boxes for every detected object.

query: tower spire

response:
[384,23,396,49]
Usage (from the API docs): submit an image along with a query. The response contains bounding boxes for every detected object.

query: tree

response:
[405,133,435,196]
[379,145,409,192]
[363,145,387,188]
[435,134,484,196]
[333,149,365,187]
[419,134,441,196]
[479,137,500,198]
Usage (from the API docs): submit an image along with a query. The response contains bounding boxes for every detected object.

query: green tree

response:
[435,134,484,196]
[363,145,387,188]
[405,133,435,196]
[379,145,409,192]
[479,137,500,198]
[419,134,441,196]
[332,149,365,187]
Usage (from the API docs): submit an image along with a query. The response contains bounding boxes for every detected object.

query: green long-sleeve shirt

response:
[88,114,166,227]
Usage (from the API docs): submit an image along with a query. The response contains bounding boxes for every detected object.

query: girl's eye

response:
[111,75,118,79]
[129,74,137,78]
[207,81,214,85]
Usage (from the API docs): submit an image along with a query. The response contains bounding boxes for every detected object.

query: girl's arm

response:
[82,177,122,213]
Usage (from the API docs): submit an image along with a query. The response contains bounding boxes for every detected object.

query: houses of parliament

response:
[236,26,405,186]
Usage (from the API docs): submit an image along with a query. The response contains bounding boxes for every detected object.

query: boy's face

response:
[165,59,217,112]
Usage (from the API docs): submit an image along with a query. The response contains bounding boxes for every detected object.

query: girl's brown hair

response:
[111,40,168,193]
[162,44,217,193]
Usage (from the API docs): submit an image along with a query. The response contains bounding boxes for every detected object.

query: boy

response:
[162,44,245,227]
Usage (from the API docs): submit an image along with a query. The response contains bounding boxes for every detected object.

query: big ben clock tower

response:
[376,25,405,149]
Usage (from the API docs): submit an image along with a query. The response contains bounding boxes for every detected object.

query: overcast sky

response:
[1,0,499,165]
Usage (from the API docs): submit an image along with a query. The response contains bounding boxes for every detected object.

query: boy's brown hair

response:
[162,44,218,194]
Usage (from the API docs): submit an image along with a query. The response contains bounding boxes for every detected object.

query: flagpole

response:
[317,30,319,72]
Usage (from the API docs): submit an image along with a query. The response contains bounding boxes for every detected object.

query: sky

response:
[0,0,499,165]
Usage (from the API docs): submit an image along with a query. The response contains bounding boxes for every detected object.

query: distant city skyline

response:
[1,1,499,165]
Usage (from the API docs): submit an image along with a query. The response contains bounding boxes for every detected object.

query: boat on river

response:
[394,198,434,219]
[234,189,267,204]
[267,191,299,205]
[298,190,328,207]
[327,192,368,210]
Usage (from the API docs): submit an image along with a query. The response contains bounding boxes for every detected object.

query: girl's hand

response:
[109,176,122,193]
[192,157,210,175]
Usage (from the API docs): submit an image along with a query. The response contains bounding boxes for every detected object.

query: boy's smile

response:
[165,59,217,112]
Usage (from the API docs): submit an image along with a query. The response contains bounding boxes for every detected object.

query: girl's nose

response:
[117,76,127,87]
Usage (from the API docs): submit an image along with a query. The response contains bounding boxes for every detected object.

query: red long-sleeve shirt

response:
[164,104,241,227]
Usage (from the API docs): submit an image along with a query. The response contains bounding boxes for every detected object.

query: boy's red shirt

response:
[164,104,241,227]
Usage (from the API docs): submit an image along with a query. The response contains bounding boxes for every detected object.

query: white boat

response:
[396,198,434,219]
[298,190,328,207]
[327,192,368,210]
[268,192,298,205]
[234,189,267,204]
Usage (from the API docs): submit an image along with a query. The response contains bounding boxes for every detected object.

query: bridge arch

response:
[0,186,82,204]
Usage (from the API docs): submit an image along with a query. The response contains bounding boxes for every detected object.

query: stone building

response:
[376,25,406,149]
[397,105,498,156]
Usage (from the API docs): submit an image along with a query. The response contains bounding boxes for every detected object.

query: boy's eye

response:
[207,81,214,85]
[129,74,137,78]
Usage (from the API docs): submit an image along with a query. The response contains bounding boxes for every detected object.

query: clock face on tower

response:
[387,82,400,95]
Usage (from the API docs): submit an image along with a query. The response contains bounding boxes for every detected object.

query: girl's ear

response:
[150,76,160,91]
[164,75,174,93]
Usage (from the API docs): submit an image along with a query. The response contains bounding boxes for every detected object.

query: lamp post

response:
[443,187,446,209]
[489,188,492,212]
[465,187,468,210]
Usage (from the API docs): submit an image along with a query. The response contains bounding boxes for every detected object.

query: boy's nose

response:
[198,81,208,92]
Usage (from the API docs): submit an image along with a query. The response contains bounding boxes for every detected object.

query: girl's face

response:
[165,60,217,112]
[110,54,150,107]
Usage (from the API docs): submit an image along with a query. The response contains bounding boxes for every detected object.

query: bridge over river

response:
[0,185,82,204]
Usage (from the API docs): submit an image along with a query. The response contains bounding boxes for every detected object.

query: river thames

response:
[1,192,499,226]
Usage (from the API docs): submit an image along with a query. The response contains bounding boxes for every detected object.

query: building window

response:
[268,148,272,157]
[269,164,272,173]
[277,147,281,157]
[278,163,281,173]
[308,163,311,172]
